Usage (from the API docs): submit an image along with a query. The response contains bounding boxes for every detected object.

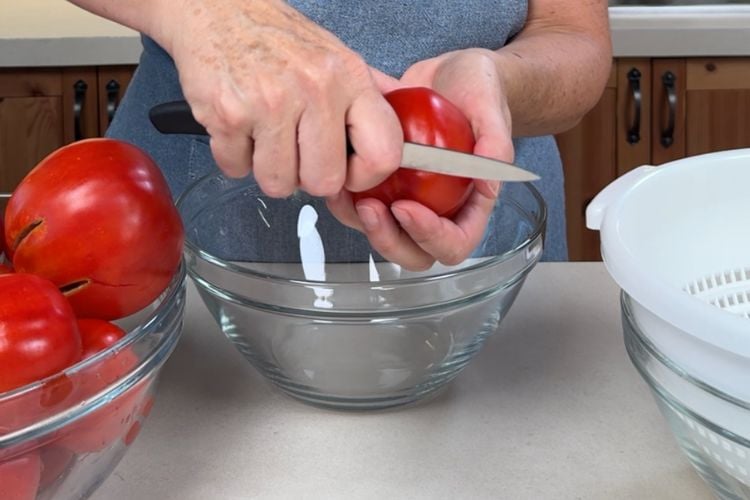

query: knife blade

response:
[148,101,539,182]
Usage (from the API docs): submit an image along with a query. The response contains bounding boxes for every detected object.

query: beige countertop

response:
[90,262,713,500]
[1,1,750,67]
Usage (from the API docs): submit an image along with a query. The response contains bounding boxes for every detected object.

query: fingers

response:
[345,88,404,193]
[325,191,362,231]
[392,187,497,266]
[205,67,402,198]
[355,199,436,271]
[469,123,512,200]
[297,102,348,197]
[463,92,513,205]
[370,68,402,94]
[172,0,404,199]
[209,133,254,179]
[354,183,497,270]
[469,103,514,162]
[251,117,301,198]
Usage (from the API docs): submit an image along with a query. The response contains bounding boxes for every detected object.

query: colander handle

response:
[585,166,658,230]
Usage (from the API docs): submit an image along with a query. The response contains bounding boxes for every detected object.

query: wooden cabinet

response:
[558,57,750,261]
[0,65,135,209]
[555,66,618,262]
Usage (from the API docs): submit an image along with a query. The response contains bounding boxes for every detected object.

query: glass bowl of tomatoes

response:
[177,172,545,410]
[0,262,186,499]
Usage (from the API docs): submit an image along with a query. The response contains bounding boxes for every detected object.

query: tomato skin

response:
[0,273,81,393]
[5,138,184,320]
[58,318,146,454]
[352,87,475,218]
[0,452,42,500]
[0,263,13,274]
[0,214,6,260]
[77,318,127,359]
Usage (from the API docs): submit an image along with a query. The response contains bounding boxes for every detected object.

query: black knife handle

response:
[149,100,356,156]
[149,101,208,136]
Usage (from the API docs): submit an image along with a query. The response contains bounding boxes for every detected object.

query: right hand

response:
[158,0,403,197]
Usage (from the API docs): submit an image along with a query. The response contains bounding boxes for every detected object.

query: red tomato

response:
[0,452,41,500]
[0,273,81,393]
[352,87,475,218]
[5,138,184,320]
[58,318,147,454]
[0,263,12,274]
[0,212,6,260]
[77,318,127,359]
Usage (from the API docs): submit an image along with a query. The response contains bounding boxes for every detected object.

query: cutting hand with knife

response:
[68,0,612,268]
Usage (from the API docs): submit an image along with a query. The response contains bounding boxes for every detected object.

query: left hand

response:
[327,49,515,271]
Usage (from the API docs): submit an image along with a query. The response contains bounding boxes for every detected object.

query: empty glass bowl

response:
[178,174,545,410]
[0,263,186,500]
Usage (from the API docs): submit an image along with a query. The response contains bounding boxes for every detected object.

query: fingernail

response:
[391,207,412,226]
[489,181,501,197]
[357,205,379,231]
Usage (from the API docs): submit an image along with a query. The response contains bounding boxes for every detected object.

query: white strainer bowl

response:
[586,149,750,499]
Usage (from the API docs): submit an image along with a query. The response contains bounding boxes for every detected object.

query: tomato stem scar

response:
[59,279,91,295]
[13,218,44,252]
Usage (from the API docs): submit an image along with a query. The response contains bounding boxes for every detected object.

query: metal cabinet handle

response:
[105,79,122,125]
[626,68,642,145]
[73,80,88,141]
[660,71,677,148]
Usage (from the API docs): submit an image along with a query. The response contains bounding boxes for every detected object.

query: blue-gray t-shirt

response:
[107,0,567,261]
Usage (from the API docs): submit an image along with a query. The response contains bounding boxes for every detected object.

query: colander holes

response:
[684,268,750,318]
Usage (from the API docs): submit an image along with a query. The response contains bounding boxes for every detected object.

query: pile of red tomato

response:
[0,139,184,499]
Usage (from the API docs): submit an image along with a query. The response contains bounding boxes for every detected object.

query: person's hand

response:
[161,0,403,197]
[328,49,513,271]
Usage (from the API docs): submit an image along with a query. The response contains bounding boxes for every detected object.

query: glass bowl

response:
[177,174,546,410]
[623,292,750,500]
[0,262,186,500]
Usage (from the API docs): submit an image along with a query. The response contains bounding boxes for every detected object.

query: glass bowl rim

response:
[0,261,186,448]
[176,173,547,286]
[622,291,750,412]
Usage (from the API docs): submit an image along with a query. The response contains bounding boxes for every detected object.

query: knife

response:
[148,101,539,182]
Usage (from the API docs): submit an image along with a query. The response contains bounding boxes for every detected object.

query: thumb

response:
[468,108,514,199]
[470,106,514,163]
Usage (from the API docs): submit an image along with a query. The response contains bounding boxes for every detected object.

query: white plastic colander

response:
[586,149,750,494]
[586,149,750,389]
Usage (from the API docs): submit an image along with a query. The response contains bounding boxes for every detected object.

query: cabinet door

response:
[556,65,617,261]
[616,59,652,176]
[685,58,750,156]
[97,65,136,136]
[0,69,64,204]
[0,68,97,211]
